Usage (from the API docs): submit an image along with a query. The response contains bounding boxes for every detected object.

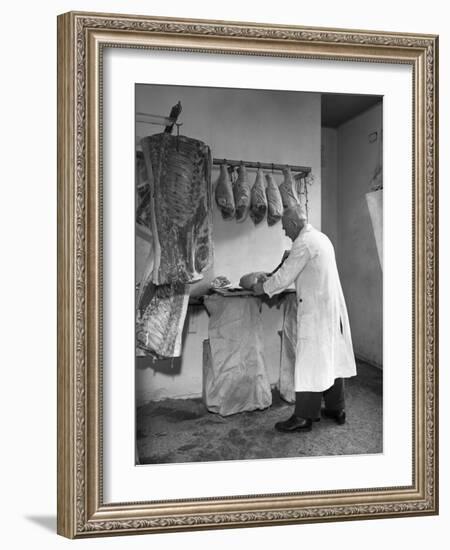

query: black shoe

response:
[275,414,312,433]
[321,408,346,425]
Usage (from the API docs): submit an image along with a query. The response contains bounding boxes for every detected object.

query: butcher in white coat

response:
[253,205,357,432]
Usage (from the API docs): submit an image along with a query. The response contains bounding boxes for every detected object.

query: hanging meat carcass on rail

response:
[140,132,213,286]
[215,163,235,220]
[278,167,300,209]
[233,164,251,222]
[136,281,189,358]
[265,173,283,226]
[250,168,268,224]
[137,132,213,358]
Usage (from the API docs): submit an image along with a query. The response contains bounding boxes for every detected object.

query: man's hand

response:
[252,281,266,296]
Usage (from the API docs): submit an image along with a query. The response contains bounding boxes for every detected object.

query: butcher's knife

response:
[268,250,290,276]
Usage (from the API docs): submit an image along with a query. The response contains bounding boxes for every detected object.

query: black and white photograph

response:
[134,84,383,466]
[51,5,438,541]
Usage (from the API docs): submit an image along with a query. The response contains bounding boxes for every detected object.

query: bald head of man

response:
[281,204,307,241]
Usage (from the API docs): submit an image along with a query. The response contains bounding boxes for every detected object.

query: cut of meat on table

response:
[250,168,268,224]
[141,132,213,285]
[279,167,300,208]
[215,163,235,219]
[233,164,251,222]
[211,275,232,289]
[136,281,189,358]
[239,271,268,290]
[265,173,283,226]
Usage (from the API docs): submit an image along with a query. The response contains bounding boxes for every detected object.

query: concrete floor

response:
[136,359,382,465]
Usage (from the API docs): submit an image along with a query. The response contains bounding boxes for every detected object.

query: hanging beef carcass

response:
[279,167,300,208]
[136,152,151,228]
[141,133,213,285]
[233,164,251,222]
[215,163,235,219]
[250,168,268,224]
[265,173,283,226]
[136,281,189,358]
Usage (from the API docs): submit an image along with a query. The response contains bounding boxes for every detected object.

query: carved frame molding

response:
[57,11,438,538]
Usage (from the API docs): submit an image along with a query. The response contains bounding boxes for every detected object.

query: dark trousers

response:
[294,378,345,420]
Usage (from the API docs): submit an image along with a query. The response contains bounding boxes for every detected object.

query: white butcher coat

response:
[263,224,357,392]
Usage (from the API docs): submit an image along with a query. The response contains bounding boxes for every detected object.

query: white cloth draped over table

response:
[263,224,357,392]
[203,294,272,416]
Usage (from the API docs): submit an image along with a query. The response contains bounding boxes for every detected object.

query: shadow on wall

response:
[136,356,182,375]
[24,516,56,533]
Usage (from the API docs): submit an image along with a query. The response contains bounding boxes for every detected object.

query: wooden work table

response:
[189,288,295,307]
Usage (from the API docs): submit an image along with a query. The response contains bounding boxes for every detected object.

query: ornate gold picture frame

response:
[57,11,438,538]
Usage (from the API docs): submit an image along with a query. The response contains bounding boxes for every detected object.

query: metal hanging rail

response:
[136,112,175,125]
[136,101,182,134]
[212,158,311,176]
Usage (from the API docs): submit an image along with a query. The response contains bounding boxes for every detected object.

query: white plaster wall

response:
[337,104,383,366]
[135,85,321,403]
[321,127,339,251]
